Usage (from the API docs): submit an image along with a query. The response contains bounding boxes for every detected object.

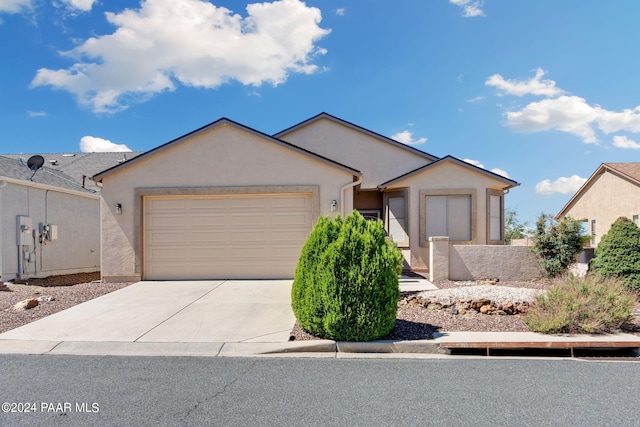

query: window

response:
[358,209,381,221]
[420,189,476,246]
[383,190,409,247]
[591,219,596,245]
[487,189,504,244]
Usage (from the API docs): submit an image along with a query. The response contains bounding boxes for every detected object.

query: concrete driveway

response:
[0,280,296,344]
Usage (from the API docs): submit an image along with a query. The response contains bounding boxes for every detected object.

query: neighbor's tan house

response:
[557,162,640,247]
[94,113,519,282]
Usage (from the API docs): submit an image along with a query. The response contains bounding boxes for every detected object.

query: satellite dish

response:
[26,155,45,181]
[27,155,45,171]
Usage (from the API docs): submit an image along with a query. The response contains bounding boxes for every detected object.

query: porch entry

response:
[353,188,409,248]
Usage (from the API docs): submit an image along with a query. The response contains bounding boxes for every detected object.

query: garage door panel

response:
[191,231,226,243]
[147,231,188,245]
[271,213,312,226]
[231,230,267,243]
[190,214,226,227]
[144,192,313,280]
[148,198,188,210]
[271,196,309,208]
[229,214,268,227]
[147,247,190,261]
[191,198,228,210]
[148,215,188,228]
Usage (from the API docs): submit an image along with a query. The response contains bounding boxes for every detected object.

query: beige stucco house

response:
[94,113,519,282]
[557,162,640,247]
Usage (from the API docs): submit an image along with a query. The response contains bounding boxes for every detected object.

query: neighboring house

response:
[557,162,640,247]
[94,113,519,282]
[0,152,141,280]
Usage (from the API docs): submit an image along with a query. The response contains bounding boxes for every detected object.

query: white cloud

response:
[60,0,98,12]
[467,96,485,103]
[27,110,47,117]
[391,130,427,145]
[463,158,484,168]
[31,0,330,113]
[504,95,600,143]
[336,8,345,16]
[450,0,484,17]
[535,175,587,196]
[596,106,640,134]
[80,136,132,152]
[491,168,510,178]
[485,68,564,97]
[612,135,640,149]
[488,69,640,144]
[463,159,510,178]
[0,0,31,14]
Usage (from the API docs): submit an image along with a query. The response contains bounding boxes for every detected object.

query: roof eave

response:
[378,155,519,190]
[274,112,440,163]
[93,118,361,182]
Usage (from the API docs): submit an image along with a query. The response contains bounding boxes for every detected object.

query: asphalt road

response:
[0,355,637,426]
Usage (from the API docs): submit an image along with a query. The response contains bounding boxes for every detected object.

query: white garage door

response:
[143,193,314,280]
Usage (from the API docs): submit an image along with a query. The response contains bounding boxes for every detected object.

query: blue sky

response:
[2,0,640,225]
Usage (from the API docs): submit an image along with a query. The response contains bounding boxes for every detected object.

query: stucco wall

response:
[386,161,509,270]
[99,123,356,281]
[1,181,100,280]
[278,118,432,188]
[562,172,640,246]
[448,245,544,281]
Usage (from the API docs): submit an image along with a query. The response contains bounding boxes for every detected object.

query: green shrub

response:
[590,217,640,291]
[524,274,636,334]
[532,214,587,277]
[291,211,403,341]
[291,216,343,336]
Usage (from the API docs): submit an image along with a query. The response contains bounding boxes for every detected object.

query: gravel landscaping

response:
[1,273,639,340]
[290,278,640,341]
[0,273,130,334]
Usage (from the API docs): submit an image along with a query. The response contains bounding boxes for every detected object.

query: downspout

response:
[340,175,363,217]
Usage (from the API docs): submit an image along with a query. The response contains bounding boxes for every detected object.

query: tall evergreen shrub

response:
[291,211,403,341]
[590,217,640,291]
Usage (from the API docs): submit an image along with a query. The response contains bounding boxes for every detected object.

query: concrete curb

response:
[0,332,638,358]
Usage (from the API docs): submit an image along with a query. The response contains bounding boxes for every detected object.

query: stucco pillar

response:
[429,236,450,282]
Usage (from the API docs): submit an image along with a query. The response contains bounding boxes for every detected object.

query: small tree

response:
[504,208,528,245]
[291,211,403,341]
[590,217,640,291]
[532,214,586,277]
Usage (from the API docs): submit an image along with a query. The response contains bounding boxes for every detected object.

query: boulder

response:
[13,299,38,310]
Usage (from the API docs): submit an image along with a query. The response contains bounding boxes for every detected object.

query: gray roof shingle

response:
[1,152,142,192]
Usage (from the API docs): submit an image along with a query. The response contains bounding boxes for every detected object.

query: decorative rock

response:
[451,307,459,315]
[470,298,492,311]
[36,296,54,302]
[478,278,500,286]
[479,304,493,314]
[427,303,443,311]
[13,299,38,310]
[496,310,507,315]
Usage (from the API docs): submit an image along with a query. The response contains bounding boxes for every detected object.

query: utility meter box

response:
[39,223,58,241]
[17,216,33,247]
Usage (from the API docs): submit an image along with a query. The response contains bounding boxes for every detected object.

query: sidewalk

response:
[0,331,638,358]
